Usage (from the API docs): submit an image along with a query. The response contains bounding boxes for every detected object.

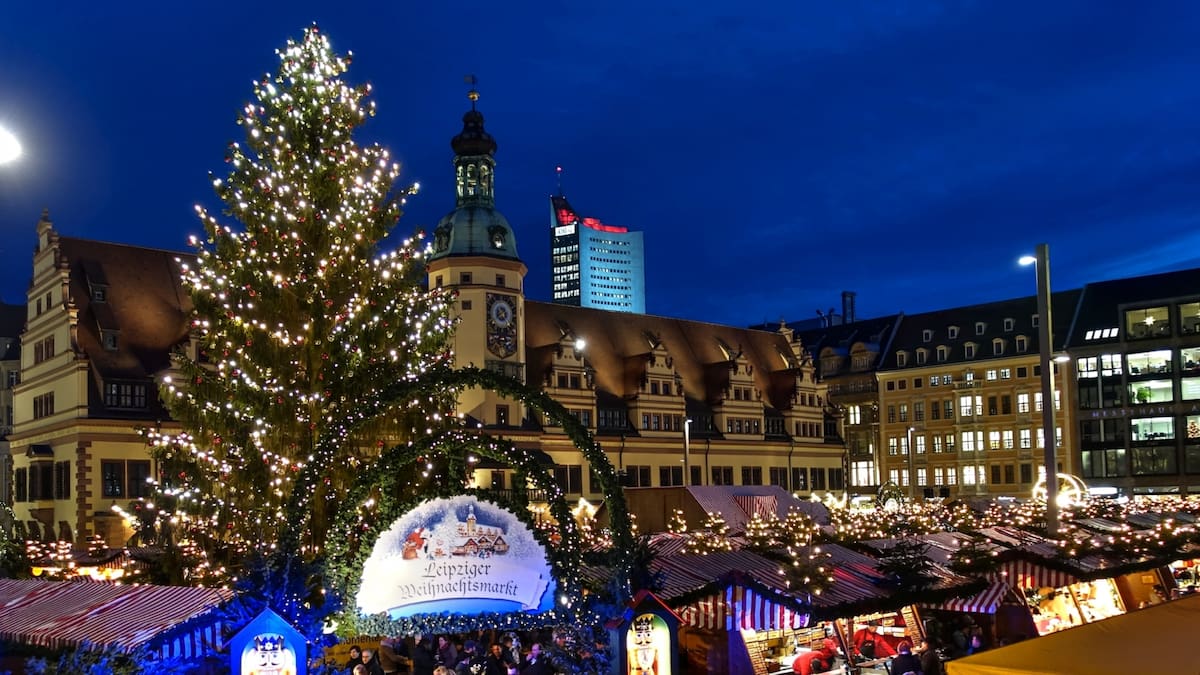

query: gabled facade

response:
[791,314,903,495]
[8,211,192,545]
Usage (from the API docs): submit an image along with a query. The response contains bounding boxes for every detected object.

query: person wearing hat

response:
[791,638,838,675]
[852,622,896,661]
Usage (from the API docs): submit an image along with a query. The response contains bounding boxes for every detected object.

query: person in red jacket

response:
[792,638,838,675]
[851,623,896,660]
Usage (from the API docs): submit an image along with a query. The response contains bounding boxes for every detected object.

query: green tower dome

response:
[428,93,519,262]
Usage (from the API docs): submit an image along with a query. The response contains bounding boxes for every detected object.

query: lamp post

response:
[0,126,20,165]
[906,426,916,500]
[1020,243,1059,537]
[683,418,692,486]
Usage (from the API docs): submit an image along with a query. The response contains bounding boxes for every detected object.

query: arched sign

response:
[356,495,556,617]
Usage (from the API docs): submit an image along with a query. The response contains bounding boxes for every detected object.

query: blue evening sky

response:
[1,2,1197,326]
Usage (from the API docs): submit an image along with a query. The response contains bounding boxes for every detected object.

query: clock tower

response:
[428,85,527,427]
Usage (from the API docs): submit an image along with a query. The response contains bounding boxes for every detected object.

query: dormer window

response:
[102,330,119,351]
[948,326,959,339]
[91,285,108,303]
[993,339,1005,356]
[1016,336,1029,353]
[1003,318,1015,332]
[975,322,986,335]
[936,346,949,362]
[922,329,933,343]
[916,349,928,365]
[1031,314,1040,328]
[896,351,909,367]
[965,343,977,359]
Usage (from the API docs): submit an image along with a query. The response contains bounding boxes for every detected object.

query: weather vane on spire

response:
[465,74,479,109]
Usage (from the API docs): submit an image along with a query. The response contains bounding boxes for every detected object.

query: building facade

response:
[8,212,192,545]
[5,102,845,546]
[1065,268,1200,496]
[550,194,645,313]
[875,293,1079,499]
[0,302,24,506]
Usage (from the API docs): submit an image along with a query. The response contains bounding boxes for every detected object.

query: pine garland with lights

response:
[666,508,688,535]
[686,512,733,554]
[743,513,780,552]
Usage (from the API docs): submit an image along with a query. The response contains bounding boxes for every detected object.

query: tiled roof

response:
[879,291,1082,371]
[683,485,830,530]
[525,301,801,411]
[789,315,904,380]
[57,237,194,381]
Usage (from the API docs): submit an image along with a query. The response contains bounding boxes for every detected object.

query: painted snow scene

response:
[356,495,556,618]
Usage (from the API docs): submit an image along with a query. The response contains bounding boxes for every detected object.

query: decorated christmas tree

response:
[147,25,456,576]
[686,511,734,554]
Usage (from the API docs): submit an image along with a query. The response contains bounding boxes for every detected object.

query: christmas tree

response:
[149,25,456,575]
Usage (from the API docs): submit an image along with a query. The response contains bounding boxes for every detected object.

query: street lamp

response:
[1020,243,1059,537]
[683,418,692,486]
[0,126,20,164]
[906,426,916,500]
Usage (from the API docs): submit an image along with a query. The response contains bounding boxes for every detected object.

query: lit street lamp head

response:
[1018,255,1037,266]
[0,126,21,164]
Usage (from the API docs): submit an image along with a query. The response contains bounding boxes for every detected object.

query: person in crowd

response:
[791,638,838,675]
[347,645,364,673]
[362,648,385,675]
[890,641,921,675]
[410,636,436,675]
[455,639,484,675]
[966,634,984,656]
[851,622,895,660]
[484,642,517,675]
[502,633,521,667]
[380,636,412,675]
[519,642,551,675]
[353,666,368,675]
[437,636,459,669]
[917,638,943,675]
[433,668,451,675]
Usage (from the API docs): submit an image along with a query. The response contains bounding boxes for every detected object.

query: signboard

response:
[555,224,576,237]
[357,495,556,617]
[229,608,306,675]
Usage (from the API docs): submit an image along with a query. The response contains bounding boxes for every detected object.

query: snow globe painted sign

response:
[357,495,556,617]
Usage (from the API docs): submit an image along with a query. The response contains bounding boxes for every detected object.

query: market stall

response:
[0,579,232,661]
[946,592,1200,675]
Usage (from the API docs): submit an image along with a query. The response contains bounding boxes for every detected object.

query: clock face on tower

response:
[486,293,518,359]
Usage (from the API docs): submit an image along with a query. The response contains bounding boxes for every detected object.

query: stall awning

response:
[0,579,232,656]
[678,584,809,632]
[922,582,1009,614]
[991,559,1077,590]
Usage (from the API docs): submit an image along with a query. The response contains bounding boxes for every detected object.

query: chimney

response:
[842,291,857,324]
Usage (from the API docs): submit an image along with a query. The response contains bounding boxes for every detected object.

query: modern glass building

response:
[550,194,645,313]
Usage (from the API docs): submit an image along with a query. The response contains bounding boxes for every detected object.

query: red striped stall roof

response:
[0,579,233,655]
[677,585,809,631]
[990,558,1077,590]
[921,582,1009,614]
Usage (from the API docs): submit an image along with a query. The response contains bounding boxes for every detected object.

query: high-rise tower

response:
[550,193,645,313]
[428,86,527,427]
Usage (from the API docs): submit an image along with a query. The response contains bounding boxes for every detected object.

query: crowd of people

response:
[340,631,568,675]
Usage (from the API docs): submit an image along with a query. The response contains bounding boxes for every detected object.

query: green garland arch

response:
[293,366,635,632]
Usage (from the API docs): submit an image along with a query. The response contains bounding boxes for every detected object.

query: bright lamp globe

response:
[0,127,20,164]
